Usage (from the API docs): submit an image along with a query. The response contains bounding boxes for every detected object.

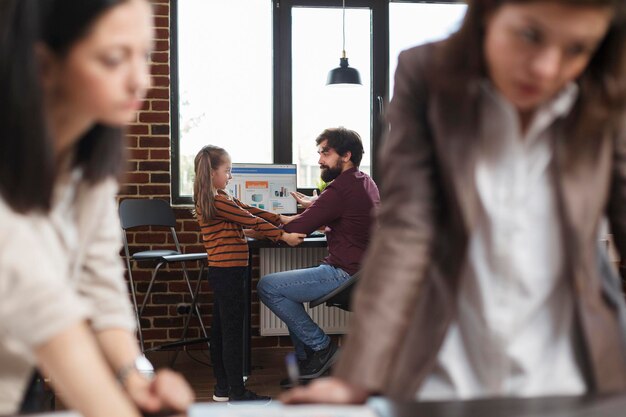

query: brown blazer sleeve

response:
[608,116,626,262]
[333,46,439,393]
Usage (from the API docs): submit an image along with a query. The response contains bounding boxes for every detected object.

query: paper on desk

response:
[189,403,379,417]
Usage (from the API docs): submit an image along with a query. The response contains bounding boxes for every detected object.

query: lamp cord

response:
[342,0,346,57]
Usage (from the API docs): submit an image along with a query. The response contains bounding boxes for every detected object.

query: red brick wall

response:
[118,0,292,351]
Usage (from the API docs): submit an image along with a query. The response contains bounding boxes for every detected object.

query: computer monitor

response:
[226,163,298,214]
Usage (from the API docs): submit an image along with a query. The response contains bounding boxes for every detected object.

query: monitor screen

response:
[226,163,298,214]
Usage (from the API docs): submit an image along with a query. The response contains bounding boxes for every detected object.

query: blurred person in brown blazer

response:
[283,0,626,403]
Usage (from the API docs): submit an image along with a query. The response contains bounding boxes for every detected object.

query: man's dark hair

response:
[0,0,131,214]
[315,127,364,168]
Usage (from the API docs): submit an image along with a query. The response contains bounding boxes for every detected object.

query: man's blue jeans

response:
[257,264,350,360]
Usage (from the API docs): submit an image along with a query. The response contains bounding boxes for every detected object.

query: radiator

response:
[259,247,352,336]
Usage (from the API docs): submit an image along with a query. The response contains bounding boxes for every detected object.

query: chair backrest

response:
[119,199,177,229]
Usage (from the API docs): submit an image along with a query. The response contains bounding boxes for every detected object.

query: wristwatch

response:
[116,355,155,386]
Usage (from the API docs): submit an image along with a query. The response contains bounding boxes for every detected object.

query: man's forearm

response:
[284,205,331,234]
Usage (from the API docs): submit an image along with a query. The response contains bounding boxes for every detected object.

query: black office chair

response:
[119,198,209,355]
[309,271,361,311]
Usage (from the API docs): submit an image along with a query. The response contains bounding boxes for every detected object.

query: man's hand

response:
[126,369,194,413]
[290,190,318,209]
[281,232,306,247]
[280,377,369,404]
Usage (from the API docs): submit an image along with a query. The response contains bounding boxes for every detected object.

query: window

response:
[291,6,372,187]
[172,0,273,199]
[389,2,466,98]
[171,1,466,203]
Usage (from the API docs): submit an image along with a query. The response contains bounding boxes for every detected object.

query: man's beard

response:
[320,164,342,183]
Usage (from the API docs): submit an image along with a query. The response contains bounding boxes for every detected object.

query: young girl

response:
[284,0,626,404]
[0,0,193,416]
[194,145,305,402]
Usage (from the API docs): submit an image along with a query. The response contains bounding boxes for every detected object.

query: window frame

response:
[170,0,461,205]
[170,0,183,203]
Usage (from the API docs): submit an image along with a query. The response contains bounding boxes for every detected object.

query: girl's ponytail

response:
[193,145,228,223]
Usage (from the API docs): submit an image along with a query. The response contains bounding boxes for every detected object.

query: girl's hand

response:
[280,377,369,404]
[281,232,306,247]
[290,190,318,209]
[280,214,298,224]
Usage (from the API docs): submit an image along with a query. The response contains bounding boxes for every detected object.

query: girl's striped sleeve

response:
[214,195,282,241]
[233,197,282,226]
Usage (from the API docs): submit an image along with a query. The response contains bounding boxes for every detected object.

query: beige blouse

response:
[0,173,136,414]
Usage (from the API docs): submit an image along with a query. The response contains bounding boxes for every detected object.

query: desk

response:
[9,394,626,416]
[244,237,327,376]
[186,394,626,416]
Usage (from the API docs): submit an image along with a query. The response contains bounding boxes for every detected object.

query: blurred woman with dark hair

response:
[284,0,626,403]
[0,0,193,415]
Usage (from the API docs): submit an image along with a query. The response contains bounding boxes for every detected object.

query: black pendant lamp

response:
[326,0,361,86]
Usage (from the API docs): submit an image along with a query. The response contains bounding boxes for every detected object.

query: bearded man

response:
[258,127,380,385]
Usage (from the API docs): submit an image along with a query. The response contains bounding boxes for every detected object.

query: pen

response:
[285,352,300,388]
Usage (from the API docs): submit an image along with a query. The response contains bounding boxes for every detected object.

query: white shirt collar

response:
[480,80,579,143]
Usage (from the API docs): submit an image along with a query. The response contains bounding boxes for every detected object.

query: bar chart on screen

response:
[227,163,298,214]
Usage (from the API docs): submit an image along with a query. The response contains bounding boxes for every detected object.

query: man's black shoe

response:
[299,341,339,380]
[280,370,332,388]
